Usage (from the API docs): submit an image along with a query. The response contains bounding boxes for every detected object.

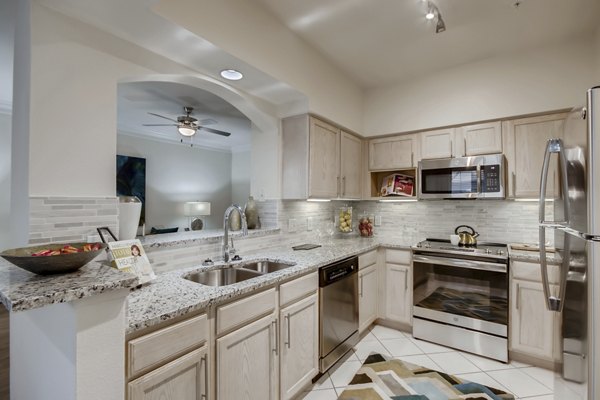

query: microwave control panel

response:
[481,165,501,192]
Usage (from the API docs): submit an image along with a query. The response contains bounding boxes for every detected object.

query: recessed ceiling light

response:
[220,69,243,81]
[425,10,435,20]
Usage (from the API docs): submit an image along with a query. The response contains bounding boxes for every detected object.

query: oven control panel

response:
[481,165,501,193]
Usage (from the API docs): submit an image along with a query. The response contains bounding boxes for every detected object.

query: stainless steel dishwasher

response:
[319,256,359,372]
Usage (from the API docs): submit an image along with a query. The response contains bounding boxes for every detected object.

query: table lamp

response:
[184,201,211,230]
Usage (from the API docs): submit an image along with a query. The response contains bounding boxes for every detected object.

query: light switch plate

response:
[288,218,297,232]
[374,215,382,226]
[307,217,314,231]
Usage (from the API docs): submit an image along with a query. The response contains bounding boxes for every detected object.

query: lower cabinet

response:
[359,264,378,333]
[128,346,208,400]
[279,293,319,400]
[385,263,412,325]
[510,279,560,361]
[216,313,279,400]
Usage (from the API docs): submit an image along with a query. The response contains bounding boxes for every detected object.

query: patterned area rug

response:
[337,353,515,400]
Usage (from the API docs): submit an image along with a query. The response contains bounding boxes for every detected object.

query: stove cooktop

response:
[412,238,508,260]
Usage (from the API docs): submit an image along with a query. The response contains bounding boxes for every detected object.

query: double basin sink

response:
[184,260,295,287]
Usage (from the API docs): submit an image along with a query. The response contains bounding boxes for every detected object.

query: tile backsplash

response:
[29,196,118,245]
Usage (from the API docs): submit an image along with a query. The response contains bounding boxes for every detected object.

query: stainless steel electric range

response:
[411,239,509,362]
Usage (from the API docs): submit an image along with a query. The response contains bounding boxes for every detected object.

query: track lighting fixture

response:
[425,1,446,34]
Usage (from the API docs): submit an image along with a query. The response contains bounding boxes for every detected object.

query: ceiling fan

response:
[143,106,232,138]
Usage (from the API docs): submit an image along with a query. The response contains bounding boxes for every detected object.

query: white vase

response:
[118,196,142,240]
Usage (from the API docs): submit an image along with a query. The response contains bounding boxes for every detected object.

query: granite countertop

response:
[127,236,416,334]
[508,244,562,265]
[0,255,139,312]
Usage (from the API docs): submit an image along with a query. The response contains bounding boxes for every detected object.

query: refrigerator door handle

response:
[539,225,571,312]
[558,225,600,242]
[539,138,570,226]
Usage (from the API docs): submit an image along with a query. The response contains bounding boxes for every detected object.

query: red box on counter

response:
[380,173,414,197]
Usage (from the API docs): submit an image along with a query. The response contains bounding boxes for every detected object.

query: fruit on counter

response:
[338,210,353,233]
[31,243,102,257]
[359,217,374,237]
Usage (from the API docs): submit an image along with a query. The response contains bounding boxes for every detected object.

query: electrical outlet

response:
[288,218,297,232]
[374,215,382,226]
[307,217,314,231]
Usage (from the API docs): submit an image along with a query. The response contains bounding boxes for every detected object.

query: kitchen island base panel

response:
[10,289,128,400]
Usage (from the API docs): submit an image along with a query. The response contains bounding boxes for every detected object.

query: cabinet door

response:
[217,314,278,400]
[279,293,319,400]
[340,131,363,199]
[461,121,502,156]
[128,346,207,400]
[359,264,378,333]
[503,114,566,198]
[369,134,416,170]
[309,118,340,198]
[420,128,455,160]
[385,264,412,325]
[510,280,559,361]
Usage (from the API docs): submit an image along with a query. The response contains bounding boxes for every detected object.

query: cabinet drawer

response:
[217,288,276,335]
[280,272,318,307]
[385,249,411,265]
[358,250,377,269]
[128,313,208,378]
[512,260,560,284]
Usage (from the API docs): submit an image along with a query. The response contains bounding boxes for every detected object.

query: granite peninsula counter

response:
[126,236,416,334]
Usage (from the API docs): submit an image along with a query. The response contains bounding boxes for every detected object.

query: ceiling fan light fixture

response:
[178,126,196,137]
[436,15,446,33]
[220,69,243,81]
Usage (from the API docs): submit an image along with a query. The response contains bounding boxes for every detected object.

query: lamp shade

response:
[184,201,211,217]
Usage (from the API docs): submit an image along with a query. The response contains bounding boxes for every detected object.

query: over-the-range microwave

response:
[417,154,506,200]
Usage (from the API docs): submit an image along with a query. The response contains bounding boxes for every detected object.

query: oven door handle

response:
[412,254,507,273]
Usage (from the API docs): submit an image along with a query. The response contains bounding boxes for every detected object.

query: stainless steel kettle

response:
[454,225,479,247]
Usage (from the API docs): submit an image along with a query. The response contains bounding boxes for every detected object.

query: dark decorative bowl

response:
[0,242,108,275]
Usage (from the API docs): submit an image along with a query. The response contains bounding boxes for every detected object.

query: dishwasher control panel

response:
[319,257,358,286]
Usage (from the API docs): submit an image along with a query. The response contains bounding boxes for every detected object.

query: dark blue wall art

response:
[116,155,146,226]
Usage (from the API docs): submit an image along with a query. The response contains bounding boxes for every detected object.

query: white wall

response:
[0,113,11,250]
[117,134,244,232]
[153,0,364,133]
[29,4,282,205]
[231,150,251,207]
[596,28,600,82]
[364,38,597,136]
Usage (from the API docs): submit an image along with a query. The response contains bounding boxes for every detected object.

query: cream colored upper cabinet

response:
[309,118,340,198]
[279,293,319,400]
[282,115,362,199]
[503,113,566,198]
[420,128,456,160]
[458,121,503,156]
[369,134,417,171]
[217,314,278,400]
[340,131,363,199]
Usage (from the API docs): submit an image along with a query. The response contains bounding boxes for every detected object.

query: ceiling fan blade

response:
[147,112,178,123]
[200,127,231,137]
[142,123,178,127]
[198,118,217,126]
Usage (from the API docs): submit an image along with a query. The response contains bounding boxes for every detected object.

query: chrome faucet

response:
[222,204,248,262]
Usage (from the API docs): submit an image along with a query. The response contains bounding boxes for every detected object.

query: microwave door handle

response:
[539,138,570,226]
[476,164,482,194]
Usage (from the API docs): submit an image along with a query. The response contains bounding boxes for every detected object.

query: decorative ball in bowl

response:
[0,242,107,275]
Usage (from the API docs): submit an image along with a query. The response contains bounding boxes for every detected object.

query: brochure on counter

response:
[107,239,156,285]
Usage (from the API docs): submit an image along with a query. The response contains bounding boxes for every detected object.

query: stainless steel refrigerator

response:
[538,86,600,399]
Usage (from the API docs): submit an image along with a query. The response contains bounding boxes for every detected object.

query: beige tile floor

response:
[298,324,584,400]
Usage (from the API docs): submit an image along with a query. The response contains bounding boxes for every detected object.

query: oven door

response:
[412,254,508,337]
